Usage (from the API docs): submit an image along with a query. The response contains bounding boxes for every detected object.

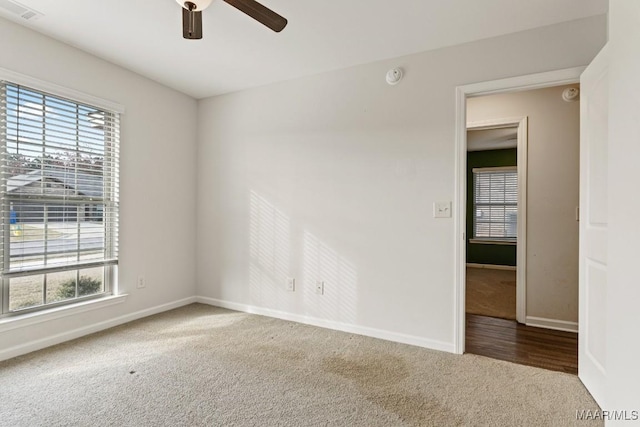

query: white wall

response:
[467,85,580,325]
[606,0,640,418]
[196,16,607,350]
[0,17,198,358]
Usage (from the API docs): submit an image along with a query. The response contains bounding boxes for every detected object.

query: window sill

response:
[0,294,128,334]
[469,239,517,246]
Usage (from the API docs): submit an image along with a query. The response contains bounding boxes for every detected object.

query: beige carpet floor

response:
[466,267,517,320]
[0,304,600,426]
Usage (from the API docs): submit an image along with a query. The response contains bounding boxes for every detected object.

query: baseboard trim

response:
[525,316,578,333]
[466,263,517,271]
[0,296,197,362]
[196,296,455,353]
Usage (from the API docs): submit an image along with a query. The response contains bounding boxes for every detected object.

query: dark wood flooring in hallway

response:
[465,314,578,374]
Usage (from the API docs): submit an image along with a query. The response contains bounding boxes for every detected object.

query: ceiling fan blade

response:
[182,8,203,39]
[223,0,287,32]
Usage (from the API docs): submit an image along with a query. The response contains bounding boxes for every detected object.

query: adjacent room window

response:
[473,167,517,241]
[0,81,119,315]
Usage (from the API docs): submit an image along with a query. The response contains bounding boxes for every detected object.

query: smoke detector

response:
[562,87,580,102]
[386,68,404,85]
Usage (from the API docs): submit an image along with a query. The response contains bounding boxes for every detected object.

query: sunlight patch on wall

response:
[248,191,290,310]
[302,231,358,323]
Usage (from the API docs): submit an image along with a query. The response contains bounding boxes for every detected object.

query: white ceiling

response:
[467,128,517,152]
[1,0,607,99]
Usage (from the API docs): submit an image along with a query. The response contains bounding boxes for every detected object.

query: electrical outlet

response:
[315,280,324,295]
[286,277,295,292]
[137,275,146,289]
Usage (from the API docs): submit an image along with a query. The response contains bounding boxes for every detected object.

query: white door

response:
[579,44,609,408]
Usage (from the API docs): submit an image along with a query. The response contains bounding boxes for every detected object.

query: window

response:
[0,81,119,316]
[473,167,517,241]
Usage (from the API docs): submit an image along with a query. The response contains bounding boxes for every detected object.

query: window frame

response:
[472,166,518,244]
[0,69,122,318]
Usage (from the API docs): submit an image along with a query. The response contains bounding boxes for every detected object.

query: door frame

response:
[466,116,528,324]
[453,66,585,354]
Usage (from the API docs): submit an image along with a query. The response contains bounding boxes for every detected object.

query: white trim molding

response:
[526,316,579,333]
[0,296,196,362]
[196,296,456,354]
[468,239,516,246]
[466,263,517,271]
[0,67,125,114]
[454,66,584,354]
[0,294,128,333]
[461,67,586,99]
[472,166,517,173]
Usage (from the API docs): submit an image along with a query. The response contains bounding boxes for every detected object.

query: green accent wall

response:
[467,148,517,266]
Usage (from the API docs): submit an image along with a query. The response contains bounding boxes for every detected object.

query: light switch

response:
[434,201,451,218]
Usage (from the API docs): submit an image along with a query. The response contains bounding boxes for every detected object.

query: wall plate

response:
[434,201,452,218]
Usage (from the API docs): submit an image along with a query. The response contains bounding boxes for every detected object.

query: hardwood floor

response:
[465,314,578,374]
[466,267,516,320]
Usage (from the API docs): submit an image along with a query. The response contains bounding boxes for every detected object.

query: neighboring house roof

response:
[7,169,103,198]
[6,171,43,193]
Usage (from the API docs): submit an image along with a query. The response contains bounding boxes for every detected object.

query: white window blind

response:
[473,167,517,240]
[0,82,119,314]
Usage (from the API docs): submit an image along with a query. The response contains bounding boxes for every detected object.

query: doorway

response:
[465,118,527,324]
[454,69,583,373]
